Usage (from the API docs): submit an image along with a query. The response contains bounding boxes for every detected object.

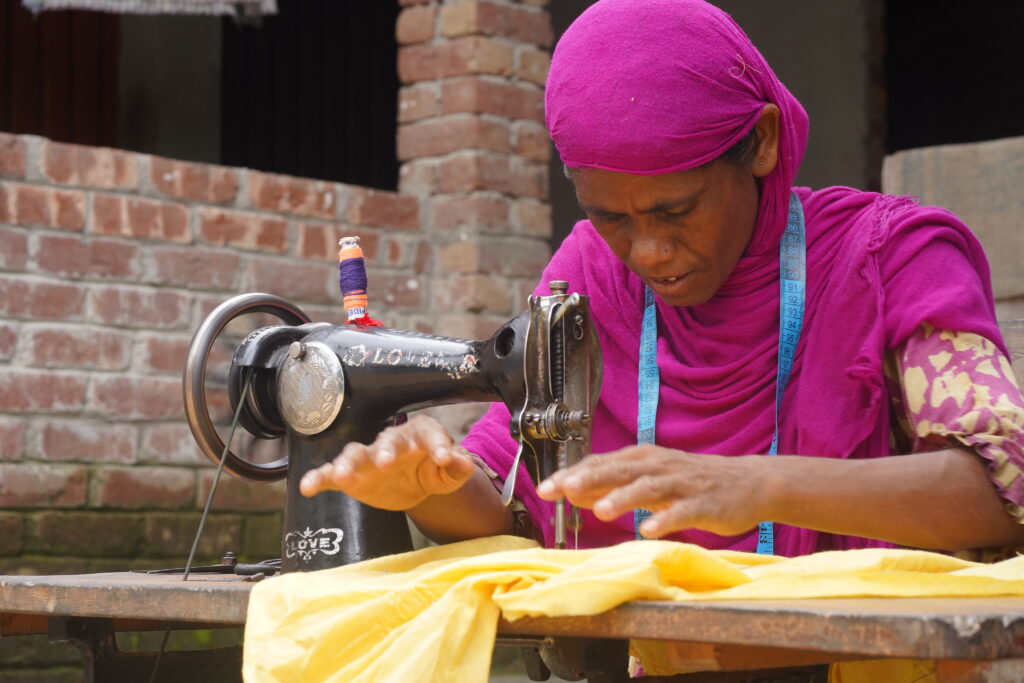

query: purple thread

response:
[339,257,368,296]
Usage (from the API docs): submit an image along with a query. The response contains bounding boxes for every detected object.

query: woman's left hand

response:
[536,445,775,539]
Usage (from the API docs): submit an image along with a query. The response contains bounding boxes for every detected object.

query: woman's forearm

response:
[407,465,514,544]
[765,448,1024,551]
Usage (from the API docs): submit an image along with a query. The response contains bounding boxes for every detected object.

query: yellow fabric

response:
[242,536,1024,682]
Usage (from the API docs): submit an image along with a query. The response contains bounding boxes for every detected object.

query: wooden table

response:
[1,571,1023,682]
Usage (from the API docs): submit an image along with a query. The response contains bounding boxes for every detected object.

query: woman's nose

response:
[630,231,676,270]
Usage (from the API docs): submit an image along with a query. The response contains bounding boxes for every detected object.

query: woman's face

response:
[570,105,780,307]
[572,161,759,307]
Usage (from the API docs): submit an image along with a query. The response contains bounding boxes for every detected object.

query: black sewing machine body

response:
[183,285,600,573]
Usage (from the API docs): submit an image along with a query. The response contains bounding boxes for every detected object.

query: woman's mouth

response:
[646,272,692,295]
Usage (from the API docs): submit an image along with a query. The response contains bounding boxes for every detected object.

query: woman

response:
[300,0,1024,557]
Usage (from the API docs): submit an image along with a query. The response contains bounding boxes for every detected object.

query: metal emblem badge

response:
[278,341,345,435]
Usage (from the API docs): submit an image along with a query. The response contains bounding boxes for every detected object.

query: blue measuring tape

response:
[634,192,806,553]
[633,285,660,538]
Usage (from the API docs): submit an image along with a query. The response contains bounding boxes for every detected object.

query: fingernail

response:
[537,480,554,495]
[594,499,613,516]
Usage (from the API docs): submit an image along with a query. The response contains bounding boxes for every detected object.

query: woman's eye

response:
[591,213,624,225]
[662,210,692,221]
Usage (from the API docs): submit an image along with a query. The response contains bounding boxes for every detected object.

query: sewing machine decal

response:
[284,526,345,562]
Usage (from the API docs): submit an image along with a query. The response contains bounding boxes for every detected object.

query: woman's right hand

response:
[298,414,476,511]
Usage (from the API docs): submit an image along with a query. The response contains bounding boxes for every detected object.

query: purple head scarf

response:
[464,0,1003,555]
[545,0,808,255]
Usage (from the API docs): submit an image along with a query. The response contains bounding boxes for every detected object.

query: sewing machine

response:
[181,281,601,572]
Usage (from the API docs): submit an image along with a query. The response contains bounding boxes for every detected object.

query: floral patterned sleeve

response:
[886,324,1024,526]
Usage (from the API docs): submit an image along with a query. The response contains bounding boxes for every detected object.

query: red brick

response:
[2,183,86,230]
[430,194,510,232]
[369,271,424,310]
[140,335,190,374]
[151,245,242,290]
[0,133,26,178]
[24,326,131,370]
[150,156,238,203]
[197,471,285,512]
[0,418,26,460]
[0,322,16,360]
[28,511,141,556]
[248,172,336,219]
[198,208,289,252]
[242,513,283,559]
[398,37,514,83]
[41,141,138,189]
[90,194,190,242]
[518,46,551,86]
[398,160,440,196]
[512,199,552,237]
[143,513,242,558]
[40,420,137,463]
[512,120,551,162]
[36,233,140,280]
[436,312,506,340]
[0,463,87,507]
[414,241,432,274]
[296,222,380,263]
[140,423,207,466]
[439,236,549,277]
[398,84,439,124]
[440,1,553,46]
[89,376,184,420]
[92,466,195,509]
[441,77,544,121]
[396,5,436,45]
[0,226,28,269]
[386,239,403,267]
[398,116,511,161]
[432,273,512,314]
[348,188,421,230]
[0,276,83,320]
[479,237,550,277]
[0,370,87,412]
[87,286,191,329]
[246,257,336,304]
[437,152,547,198]
[294,303,346,326]
[0,513,23,555]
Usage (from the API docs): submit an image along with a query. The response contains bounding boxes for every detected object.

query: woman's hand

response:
[299,415,476,511]
[536,445,775,539]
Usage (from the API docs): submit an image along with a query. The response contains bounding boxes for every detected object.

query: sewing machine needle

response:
[500,441,525,507]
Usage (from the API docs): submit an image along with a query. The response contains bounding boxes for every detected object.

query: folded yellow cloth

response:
[242,536,1024,682]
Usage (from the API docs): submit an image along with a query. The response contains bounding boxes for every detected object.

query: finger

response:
[333,442,372,481]
[299,466,326,496]
[406,416,458,464]
[540,453,647,504]
[591,474,680,521]
[372,426,410,467]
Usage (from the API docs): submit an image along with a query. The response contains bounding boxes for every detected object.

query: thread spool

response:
[338,236,383,327]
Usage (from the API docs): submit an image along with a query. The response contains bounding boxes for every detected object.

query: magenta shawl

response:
[463,0,1004,555]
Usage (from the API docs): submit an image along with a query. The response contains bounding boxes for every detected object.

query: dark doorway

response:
[885,1,1024,152]
[221,0,400,190]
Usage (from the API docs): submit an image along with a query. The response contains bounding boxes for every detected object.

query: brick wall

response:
[0,0,554,581]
